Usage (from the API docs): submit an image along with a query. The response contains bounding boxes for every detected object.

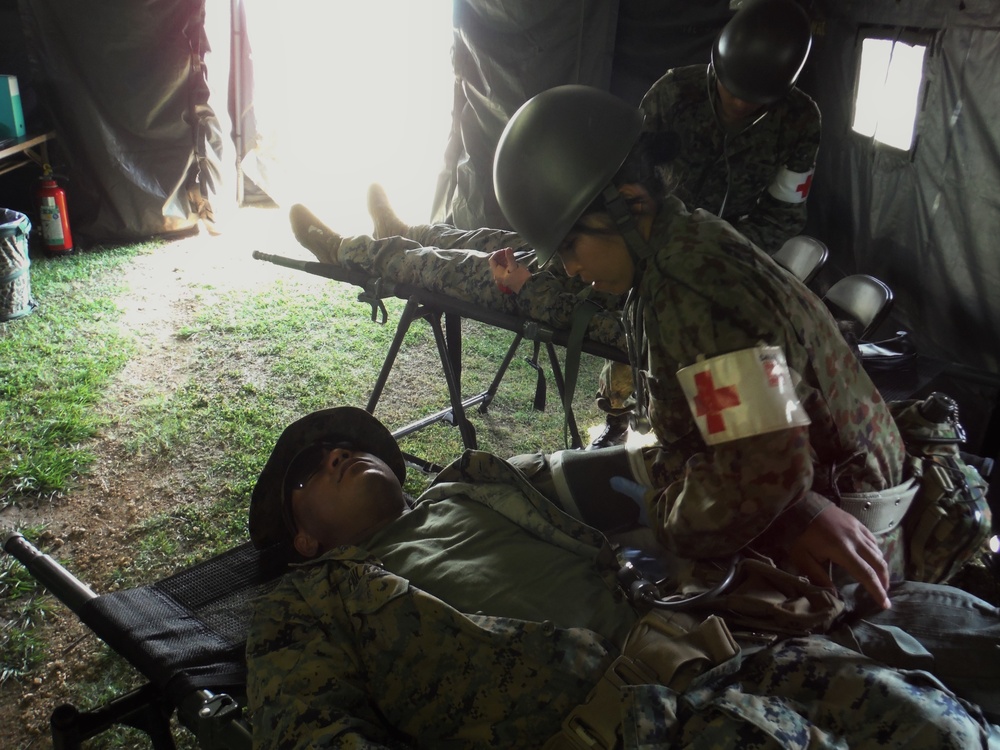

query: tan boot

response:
[289,204,342,263]
[366,183,408,239]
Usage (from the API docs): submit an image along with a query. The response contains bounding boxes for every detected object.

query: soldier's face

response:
[290,444,406,555]
[557,216,634,295]
[715,80,764,125]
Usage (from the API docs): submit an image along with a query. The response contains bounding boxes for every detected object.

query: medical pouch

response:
[890,392,992,584]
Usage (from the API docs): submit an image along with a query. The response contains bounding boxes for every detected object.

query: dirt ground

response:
[0,207,309,749]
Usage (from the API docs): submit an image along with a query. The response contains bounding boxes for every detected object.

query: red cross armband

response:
[676,346,810,445]
[766,165,814,204]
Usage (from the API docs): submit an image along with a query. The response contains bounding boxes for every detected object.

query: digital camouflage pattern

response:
[640,64,821,253]
[335,223,628,351]
[246,451,619,749]
[623,636,997,749]
[246,451,998,749]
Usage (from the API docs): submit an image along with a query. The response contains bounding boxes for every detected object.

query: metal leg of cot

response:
[366,297,479,450]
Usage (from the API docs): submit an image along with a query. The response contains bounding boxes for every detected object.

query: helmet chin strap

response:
[599,183,653,281]
[599,183,655,435]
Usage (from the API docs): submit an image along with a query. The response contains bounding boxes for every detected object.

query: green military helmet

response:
[712,0,812,105]
[493,85,644,268]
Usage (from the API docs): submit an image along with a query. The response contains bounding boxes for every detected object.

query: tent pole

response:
[231,0,245,207]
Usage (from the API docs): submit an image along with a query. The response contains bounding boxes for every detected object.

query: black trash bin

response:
[0,208,35,321]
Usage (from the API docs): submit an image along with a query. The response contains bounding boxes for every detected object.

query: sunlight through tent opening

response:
[244,1,455,235]
[852,37,926,151]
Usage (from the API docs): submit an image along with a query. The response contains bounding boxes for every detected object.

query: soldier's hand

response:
[787,504,891,610]
[489,247,531,295]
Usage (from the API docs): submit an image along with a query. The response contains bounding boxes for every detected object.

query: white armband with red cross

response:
[676,346,810,445]
[767,165,814,204]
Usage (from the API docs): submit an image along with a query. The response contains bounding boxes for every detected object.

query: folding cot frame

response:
[252,251,630,460]
[3,531,289,749]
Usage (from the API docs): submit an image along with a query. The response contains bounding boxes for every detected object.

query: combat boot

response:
[588,413,629,450]
[289,204,342,263]
[367,183,409,239]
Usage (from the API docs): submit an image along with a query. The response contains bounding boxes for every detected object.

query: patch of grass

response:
[0,524,55,684]
[101,267,605,585]
[0,244,159,507]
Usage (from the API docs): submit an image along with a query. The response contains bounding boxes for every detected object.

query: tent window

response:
[852,35,928,151]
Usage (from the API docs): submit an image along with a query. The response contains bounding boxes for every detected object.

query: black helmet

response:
[493,85,643,267]
[711,0,812,105]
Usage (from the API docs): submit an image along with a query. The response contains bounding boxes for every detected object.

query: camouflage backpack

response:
[890,392,992,584]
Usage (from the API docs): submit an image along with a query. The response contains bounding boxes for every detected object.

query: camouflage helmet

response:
[493,85,644,267]
[712,0,812,105]
[249,406,406,549]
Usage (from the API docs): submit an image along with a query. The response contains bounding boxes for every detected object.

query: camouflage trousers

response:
[337,224,635,411]
[623,634,998,748]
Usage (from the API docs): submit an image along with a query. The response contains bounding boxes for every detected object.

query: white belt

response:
[838,477,919,536]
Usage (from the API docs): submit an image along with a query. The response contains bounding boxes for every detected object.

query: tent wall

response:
[17,0,222,242]
[433,0,736,229]
[804,0,1000,378]
[441,0,999,381]
[433,0,622,229]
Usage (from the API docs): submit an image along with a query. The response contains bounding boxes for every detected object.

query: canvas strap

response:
[543,613,739,750]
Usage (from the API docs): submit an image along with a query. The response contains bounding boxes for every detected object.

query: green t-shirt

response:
[367,493,636,649]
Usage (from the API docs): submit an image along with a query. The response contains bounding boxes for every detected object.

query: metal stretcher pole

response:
[482,332,526,414]
[3,532,97,612]
[2,533,179,749]
[2,533,253,750]
[252,252,629,361]
[252,252,631,451]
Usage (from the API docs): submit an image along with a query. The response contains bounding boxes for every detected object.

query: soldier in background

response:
[593,0,821,448]
[641,0,819,253]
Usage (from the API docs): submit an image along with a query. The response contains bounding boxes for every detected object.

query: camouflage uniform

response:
[640,64,821,253]
[246,451,998,749]
[637,196,908,572]
[336,225,627,349]
[599,64,823,416]
[323,198,910,573]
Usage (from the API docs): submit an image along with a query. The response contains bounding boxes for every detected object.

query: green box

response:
[0,75,26,139]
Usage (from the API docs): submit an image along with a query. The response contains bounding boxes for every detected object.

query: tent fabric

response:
[431,0,621,230]
[805,1,1000,375]
[438,0,999,381]
[18,0,222,243]
[433,0,738,229]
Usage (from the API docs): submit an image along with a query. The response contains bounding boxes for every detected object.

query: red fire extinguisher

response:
[36,165,73,255]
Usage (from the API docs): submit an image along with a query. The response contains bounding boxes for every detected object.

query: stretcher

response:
[2,531,289,749]
[252,251,629,456]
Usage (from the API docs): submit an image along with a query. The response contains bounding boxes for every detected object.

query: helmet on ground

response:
[711,0,812,105]
[249,406,405,549]
[493,85,644,267]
